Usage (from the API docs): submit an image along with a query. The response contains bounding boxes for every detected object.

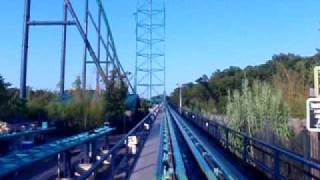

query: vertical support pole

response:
[125,137,130,178]
[179,85,182,110]
[60,1,68,95]
[110,153,115,178]
[20,0,31,99]
[96,7,102,92]
[65,151,71,177]
[314,67,319,97]
[57,153,62,178]
[274,151,280,180]
[86,142,90,162]
[134,10,138,93]
[149,0,153,100]
[82,0,89,90]
[225,128,229,150]
[163,1,166,95]
[91,140,97,163]
[105,34,109,89]
[105,134,109,150]
[57,151,71,178]
[243,136,249,163]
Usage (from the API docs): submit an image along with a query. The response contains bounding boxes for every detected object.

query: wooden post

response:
[309,87,319,178]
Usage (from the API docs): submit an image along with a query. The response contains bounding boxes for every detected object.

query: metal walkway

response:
[129,110,164,180]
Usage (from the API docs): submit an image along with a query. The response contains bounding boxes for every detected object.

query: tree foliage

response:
[104,70,128,131]
[171,52,320,118]
[0,72,129,133]
[0,75,26,120]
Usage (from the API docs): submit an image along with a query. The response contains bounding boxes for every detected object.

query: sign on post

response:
[306,98,320,132]
[314,66,320,97]
[306,66,320,132]
[128,136,138,155]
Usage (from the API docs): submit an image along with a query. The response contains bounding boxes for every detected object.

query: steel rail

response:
[95,0,135,93]
[166,108,188,180]
[168,107,219,180]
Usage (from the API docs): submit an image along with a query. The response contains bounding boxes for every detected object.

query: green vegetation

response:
[171,52,320,118]
[226,79,291,143]
[0,75,26,120]
[0,72,129,132]
[104,71,128,131]
[170,52,320,150]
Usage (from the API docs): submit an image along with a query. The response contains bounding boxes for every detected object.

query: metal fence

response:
[177,107,320,180]
[79,105,161,179]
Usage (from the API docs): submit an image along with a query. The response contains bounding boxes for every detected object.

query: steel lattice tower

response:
[135,0,166,100]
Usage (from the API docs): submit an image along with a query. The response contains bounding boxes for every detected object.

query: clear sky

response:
[0,0,320,94]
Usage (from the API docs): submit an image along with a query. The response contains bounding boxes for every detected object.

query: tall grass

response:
[226,79,292,143]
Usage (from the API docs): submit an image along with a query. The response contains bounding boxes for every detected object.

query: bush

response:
[226,79,292,143]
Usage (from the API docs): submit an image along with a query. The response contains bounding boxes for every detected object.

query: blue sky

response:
[0,0,320,94]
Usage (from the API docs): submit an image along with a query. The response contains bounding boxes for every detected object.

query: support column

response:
[96,7,102,92]
[20,0,31,99]
[105,33,110,89]
[60,1,68,95]
[82,0,89,90]
[91,140,97,163]
[57,151,72,178]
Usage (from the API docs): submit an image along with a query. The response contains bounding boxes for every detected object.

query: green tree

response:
[104,70,128,132]
[0,75,26,120]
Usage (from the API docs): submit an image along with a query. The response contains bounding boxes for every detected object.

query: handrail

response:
[78,105,161,179]
[0,127,55,140]
[188,112,320,170]
[173,104,320,179]
[0,126,113,177]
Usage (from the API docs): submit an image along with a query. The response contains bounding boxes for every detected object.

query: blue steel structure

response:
[0,107,161,179]
[155,108,175,179]
[155,107,188,180]
[134,0,166,100]
[20,0,134,99]
[168,105,238,179]
[0,126,113,178]
[0,127,55,141]
[175,105,320,180]
[12,0,320,179]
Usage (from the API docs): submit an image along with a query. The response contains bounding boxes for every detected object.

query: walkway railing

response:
[0,126,113,178]
[78,105,161,179]
[174,105,320,180]
[0,126,55,141]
